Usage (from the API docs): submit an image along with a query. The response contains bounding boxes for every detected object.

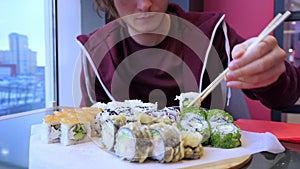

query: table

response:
[29,124,300,169]
[241,142,300,169]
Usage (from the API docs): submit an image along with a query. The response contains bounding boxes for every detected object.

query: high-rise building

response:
[5,33,37,75]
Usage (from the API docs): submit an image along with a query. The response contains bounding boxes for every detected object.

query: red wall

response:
[204,0,275,120]
[204,0,274,38]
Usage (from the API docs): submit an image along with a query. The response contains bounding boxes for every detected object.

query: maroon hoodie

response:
[77,3,300,110]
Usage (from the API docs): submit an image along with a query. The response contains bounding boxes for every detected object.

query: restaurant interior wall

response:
[204,0,275,120]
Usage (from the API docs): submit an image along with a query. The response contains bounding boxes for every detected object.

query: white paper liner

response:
[29,124,285,169]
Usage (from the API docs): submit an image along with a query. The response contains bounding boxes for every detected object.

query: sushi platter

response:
[29,93,286,169]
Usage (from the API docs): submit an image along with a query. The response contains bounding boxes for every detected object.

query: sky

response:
[0,0,46,66]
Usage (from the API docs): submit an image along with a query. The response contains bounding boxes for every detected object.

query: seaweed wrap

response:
[210,123,241,148]
[179,107,210,144]
[114,122,152,163]
[149,123,184,163]
[181,130,204,159]
[41,114,61,144]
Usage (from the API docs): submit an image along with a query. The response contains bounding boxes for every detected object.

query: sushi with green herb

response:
[210,123,241,148]
[206,109,234,123]
[179,107,211,144]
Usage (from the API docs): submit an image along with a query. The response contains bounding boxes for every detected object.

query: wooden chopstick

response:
[187,11,291,108]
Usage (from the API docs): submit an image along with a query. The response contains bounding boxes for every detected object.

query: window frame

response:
[0,0,58,118]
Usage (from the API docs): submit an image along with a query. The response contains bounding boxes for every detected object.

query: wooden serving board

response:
[179,155,252,169]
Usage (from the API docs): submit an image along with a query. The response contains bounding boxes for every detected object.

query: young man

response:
[77,0,300,114]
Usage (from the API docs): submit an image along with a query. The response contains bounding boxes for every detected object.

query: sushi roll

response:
[114,122,152,163]
[131,102,158,116]
[41,114,61,144]
[151,110,173,125]
[161,107,180,124]
[60,117,91,146]
[91,102,107,109]
[181,106,206,119]
[180,130,204,159]
[149,123,183,163]
[75,107,103,137]
[94,106,130,138]
[210,123,241,148]
[175,92,201,110]
[100,113,127,151]
[206,109,234,124]
[107,101,130,110]
[149,107,180,125]
[124,99,144,108]
[179,107,211,145]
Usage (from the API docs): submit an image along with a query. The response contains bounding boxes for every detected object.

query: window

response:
[0,0,56,116]
[275,0,300,68]
[0,1,57,168]
[272,0,300,122]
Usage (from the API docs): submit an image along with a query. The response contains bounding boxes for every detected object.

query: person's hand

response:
[226,35,287,89]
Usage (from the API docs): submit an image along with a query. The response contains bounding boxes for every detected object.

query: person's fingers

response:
[231,41,250,60]
[226,44,286,81]
[229,36,277,70]
[226,62,286,89]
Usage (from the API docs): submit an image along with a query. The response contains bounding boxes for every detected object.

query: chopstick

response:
[187,11,291,107]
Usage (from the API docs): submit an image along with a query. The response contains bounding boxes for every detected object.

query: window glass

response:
[0,0,55,116]
[282,0,300,68]
[285,0,300,11]
[283,21,300,68]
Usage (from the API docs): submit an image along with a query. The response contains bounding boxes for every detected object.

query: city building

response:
[0,33,37,76]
